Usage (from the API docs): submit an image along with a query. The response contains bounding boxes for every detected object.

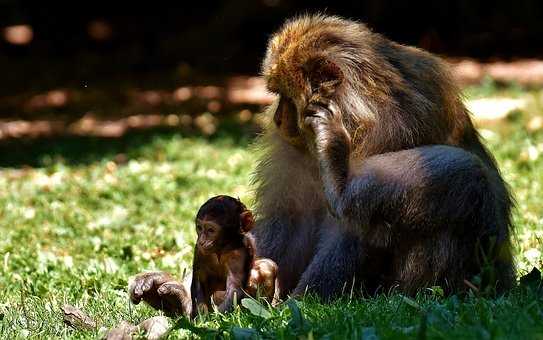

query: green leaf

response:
[417,312,428,340]
[287,299,311,335]
[231,326,259,340]
[241,298,272,319]
[429,286,444,298]
[402,296,421,310]
[362,327,379,340]
[172,317,220,337]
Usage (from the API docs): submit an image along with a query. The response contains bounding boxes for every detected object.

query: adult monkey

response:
[129,15,514,316]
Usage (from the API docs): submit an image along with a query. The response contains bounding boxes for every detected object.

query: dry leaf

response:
[62,304,96,330]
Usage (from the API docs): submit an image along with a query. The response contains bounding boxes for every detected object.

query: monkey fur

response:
[253,14,513,297]
[191,195,279,316]
[130,196,279,318]
[129,15,514,316]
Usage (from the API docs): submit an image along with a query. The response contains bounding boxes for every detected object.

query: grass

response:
[1,83,543,339]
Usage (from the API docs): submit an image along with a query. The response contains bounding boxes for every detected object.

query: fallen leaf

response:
[62,304,96,330]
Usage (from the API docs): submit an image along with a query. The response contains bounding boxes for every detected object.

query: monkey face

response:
[195,196,255,254]
[195,219,224,254]
[269,87,342,149]
[265,61,343,149]
[266,75,319,148]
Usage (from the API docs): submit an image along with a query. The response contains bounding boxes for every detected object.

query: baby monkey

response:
[191,195,279,316]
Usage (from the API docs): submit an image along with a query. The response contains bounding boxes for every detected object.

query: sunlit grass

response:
[0,84,542,339]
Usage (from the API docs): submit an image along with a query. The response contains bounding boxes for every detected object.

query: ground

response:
[0,81,542,339]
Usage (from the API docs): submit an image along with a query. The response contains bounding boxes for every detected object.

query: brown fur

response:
[262,14,472,157]
[191,196,279,316]
[253,14,514,297]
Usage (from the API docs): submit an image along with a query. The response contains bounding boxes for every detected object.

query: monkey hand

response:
[129,271,191,317]
[304,99,350,154]
[304,99,352,209]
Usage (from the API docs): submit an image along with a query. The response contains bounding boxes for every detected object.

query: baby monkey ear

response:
[240,210,255,233]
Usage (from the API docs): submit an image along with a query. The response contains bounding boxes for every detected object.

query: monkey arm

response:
[218,252,247,313]
[218,275,244,313]
[190,271,208,317]
[246,258,280,303]
[304,101,351,215]
[304,100,352,219]
[306,103,492,231]
[187,245,210,317]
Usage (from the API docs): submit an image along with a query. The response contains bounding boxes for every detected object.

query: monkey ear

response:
[240,210,255,233]
[304,56,343,96]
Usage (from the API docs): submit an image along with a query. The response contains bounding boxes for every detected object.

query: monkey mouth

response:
[198,243,215,254]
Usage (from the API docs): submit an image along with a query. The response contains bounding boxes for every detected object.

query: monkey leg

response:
[317,143,501,235]
[212,291,226,305]
[385,230,463,294]
[253,216,321,297]
[305,102,513,293]
[292,227,366,301]
[246,258,279,303]
[304,101,500,232]
[387,226,513,295]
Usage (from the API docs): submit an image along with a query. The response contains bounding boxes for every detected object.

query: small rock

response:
[62,304,97,330]
[138,316,170,340]
[104,316,170,340]
[105,321,137,340]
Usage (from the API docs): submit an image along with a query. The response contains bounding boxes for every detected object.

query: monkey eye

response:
[196,225,202,232]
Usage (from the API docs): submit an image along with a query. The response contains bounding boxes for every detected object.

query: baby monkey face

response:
[195,195,255,255]
[195,218,224,254]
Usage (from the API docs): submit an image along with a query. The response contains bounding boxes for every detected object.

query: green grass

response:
[1,85,543,339]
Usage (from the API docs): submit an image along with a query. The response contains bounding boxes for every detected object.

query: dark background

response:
[1,1,542,93]
[0,0,542,165]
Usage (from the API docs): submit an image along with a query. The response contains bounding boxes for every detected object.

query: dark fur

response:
[253,14,514,298]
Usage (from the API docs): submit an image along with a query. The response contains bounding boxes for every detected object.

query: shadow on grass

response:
[0,120,260,168]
